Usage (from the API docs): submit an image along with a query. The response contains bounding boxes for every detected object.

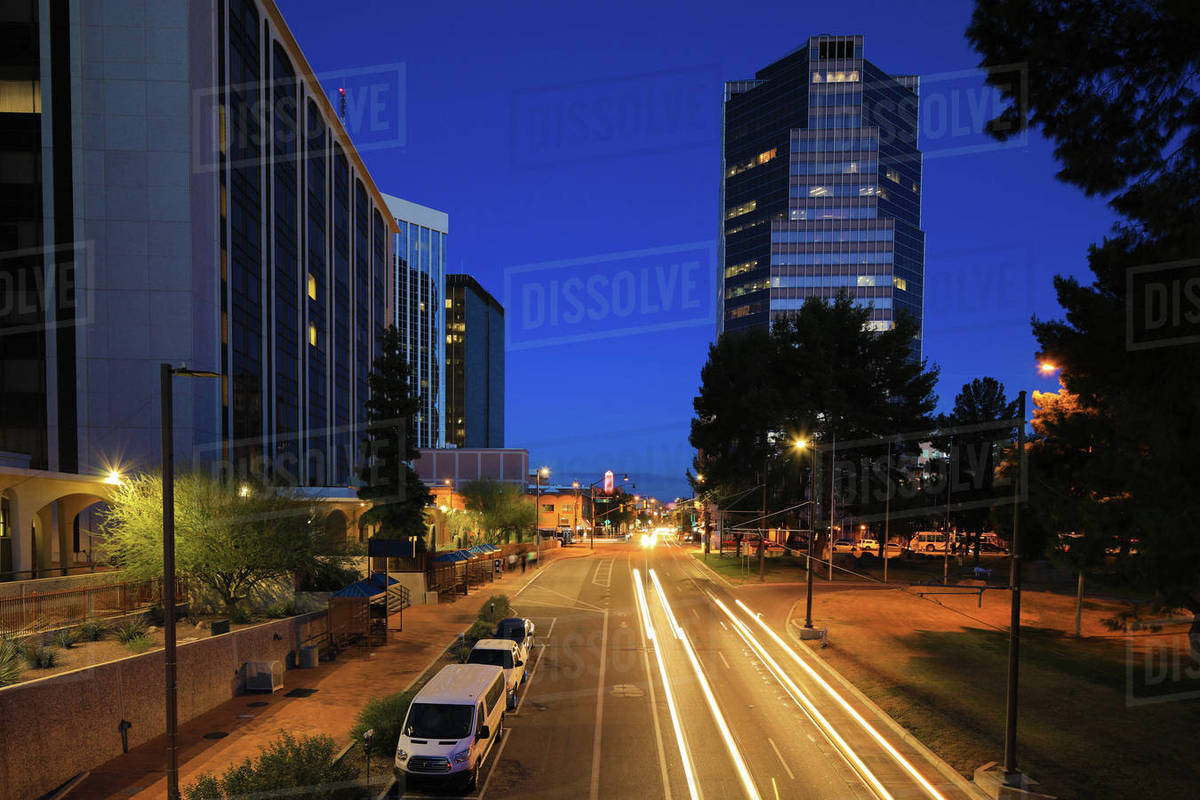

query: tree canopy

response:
[459,478,535,544]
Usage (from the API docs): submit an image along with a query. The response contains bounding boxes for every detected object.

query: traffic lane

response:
[673,548,977,800]
[639,554,756,800]
[649,548,873,800]
[486,557,604,799]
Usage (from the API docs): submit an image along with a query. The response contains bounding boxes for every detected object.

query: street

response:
[402,539,978,800]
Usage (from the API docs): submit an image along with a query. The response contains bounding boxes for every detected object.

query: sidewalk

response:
[78,546,593,799]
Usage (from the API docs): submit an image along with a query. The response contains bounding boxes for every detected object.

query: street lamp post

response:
[1003,390,1028,783]
[795,438,817,629]
[535,466,549,567]
[572,481,580,544]
[160,363,221,800]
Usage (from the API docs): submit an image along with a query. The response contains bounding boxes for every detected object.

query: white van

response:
[467,638,526,708]
[394,663,506,789]
[910,531,949,553]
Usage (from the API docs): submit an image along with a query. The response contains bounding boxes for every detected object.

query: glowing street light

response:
[104,470,124,486]
[1038,361,1058,375]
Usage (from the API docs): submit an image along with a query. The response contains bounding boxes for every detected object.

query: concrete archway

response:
[1,467,114,580]
[325,508,350,545]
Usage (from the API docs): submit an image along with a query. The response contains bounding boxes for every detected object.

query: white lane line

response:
[635,568,699,800]
[513,644,545,714]
[477,728,511,799]
[718,651,732,670]
[649,569,761,800]
[545,617,557,639]
[767,737,795,781]
[588,609,609,800]
[691,607,700,618]
[719,621,728,631]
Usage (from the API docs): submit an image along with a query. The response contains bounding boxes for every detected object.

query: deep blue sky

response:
[280,0,1115,501]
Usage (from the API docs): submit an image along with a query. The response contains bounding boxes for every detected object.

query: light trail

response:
[708,596,894,800]
[732,599,948,800]
[634,568,700,800]
[649,569,762,800]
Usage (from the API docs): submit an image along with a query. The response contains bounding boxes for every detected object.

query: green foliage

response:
[357,325,433,540]
[459,478,535,544]
[265,603,287,619]
[296,555,361,593]
[100,471,342,613]
[351,691,415,757]
[77,621,107,641]
[0,636,24,686]
[26,645,58,669]
[462,620,495,650]
[477,594,512,626]
[125,635,153,654]
[229,606,253,625]
[116,619,149,644]
[184,731,354,800]
[146,603,165,626]
[53,628,79,649]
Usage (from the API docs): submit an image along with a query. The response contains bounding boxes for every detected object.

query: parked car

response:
[858,538,879,552]
[495,617,536,664]
[394,663,505,790]
[832,538,858,554]
[466,639,526,708]
[881,542,905,558]
[978,541,1009,555]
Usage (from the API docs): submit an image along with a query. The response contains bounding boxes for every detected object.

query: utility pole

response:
[883,438,892,584]
[828,431,836,581]
[160,364,179,800]
[805,443,817,628]
[760,454,767,581]
[944,434,953,585]
[1003,390,1027,783]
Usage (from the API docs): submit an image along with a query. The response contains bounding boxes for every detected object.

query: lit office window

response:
[307,273,317,299]
[308,324,317,347]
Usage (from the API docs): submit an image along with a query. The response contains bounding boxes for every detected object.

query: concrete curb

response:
[685,550,738,590]
[782,601,991,800]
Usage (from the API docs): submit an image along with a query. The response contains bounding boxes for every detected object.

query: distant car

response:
[466,639,526,708]
[495,617,536,664]
[978,541,1009,555]
[881,542,905,558]
[858,538,879,552]
[832,538,857,554]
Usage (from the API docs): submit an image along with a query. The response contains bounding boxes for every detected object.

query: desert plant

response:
[77,621,107,641]
[477,594,512,625]
[146,603,165,626]
[116,619,149,644]
[53,628,79,649]
[184,731,353,800]
[228,605,253,625]
[350,690,415,758]
[0,636,23,686]
[26,645,58,669]
[264,603,287,619]
[463,620,494,649]
[125,634,153,654]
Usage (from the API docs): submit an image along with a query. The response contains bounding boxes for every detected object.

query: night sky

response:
[278,0,1116,500]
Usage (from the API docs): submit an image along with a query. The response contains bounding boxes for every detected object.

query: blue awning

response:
[331,572,399,598]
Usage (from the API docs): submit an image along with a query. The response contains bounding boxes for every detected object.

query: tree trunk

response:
[1074,569,1085,638]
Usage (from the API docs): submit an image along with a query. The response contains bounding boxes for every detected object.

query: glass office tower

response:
[445,274,505,449]
[383,195,448,448]
[720,35,924,349]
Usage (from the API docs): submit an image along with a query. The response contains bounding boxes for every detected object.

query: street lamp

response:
[160,363,221,800]
[794,438,820,629]
[572,481,580,542]
[1002,390,1028,784]
[535,466,549,567]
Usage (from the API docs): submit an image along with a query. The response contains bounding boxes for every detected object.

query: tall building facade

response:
[383,195,447,449]
[445,274,504,449]
[0,0,394,489]
[720,35,925,346]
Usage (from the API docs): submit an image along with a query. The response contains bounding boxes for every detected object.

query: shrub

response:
[116,619,149,644]
[78,621,107,641]
[184,731,354,800]
[477,594,512,626]
[229,605,253,625]
[146,603,165,626]
[26,645,58,669]
[463,620,494,649]
[125,635,153,654]
[350,691,415,757]
[0,636,23,686]
[265,603,287,619]
[53,628,79,649]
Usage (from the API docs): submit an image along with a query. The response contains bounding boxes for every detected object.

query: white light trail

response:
[730,598,948,800]
[634,568,699,800]
[649,569,762,800]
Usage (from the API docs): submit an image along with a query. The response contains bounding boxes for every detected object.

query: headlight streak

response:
[649,569,762,800]
[634,568,700,800]
[729,598,949,800]
[709,595,894,800]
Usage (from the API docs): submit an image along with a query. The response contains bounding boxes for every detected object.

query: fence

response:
[0,578,186,637]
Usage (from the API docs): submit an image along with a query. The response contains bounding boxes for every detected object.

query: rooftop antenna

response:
[337,87,346,121]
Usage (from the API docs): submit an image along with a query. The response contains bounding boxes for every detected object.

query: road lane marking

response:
[718,651,731,670]
[588,609,609,800]
[635,568,698,800]
[513,644,545,714]
[516,584,607,612]
[545,616,557,639]
[771,777,780,800]
[767,737,795,781]
[477,727,511,800]
[649,569,761,800]
[711,597,894,800]
[732,599,947,800]
[592,558,615,588]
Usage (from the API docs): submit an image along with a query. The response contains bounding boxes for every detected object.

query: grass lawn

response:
[794,587,1200,800]
[690,550,812,583]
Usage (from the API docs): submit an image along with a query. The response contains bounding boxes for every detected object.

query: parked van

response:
[467,638,526,708]
[394,664,506,789]
[910,531,949,553]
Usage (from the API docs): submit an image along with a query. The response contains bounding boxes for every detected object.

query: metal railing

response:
[0,562,115,583]
[0,577,185,637]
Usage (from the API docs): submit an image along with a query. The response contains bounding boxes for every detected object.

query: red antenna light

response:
[337,87,346,120]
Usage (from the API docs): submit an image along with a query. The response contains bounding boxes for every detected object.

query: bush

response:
[78,621,107,641]
[53,628,79,649]
[116,619,149,644]
[477,594,512,626]
[463,620,494,648]
[265,603,287,619]
[26,645,58,669]
[184,731,354,800]
[125,635,153,654]
[146,603,165,626]
[229,605,253,625]
[351,691,415,757]
[0,636,23,686]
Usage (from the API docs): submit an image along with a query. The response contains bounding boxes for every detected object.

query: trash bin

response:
[299,645,318,669]
[211,619,230,635]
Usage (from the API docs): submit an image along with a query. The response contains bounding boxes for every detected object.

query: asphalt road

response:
[403,538,979,800]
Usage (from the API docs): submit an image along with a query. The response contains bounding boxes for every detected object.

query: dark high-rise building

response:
[719,35,924,348]
[445,274,504,449]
